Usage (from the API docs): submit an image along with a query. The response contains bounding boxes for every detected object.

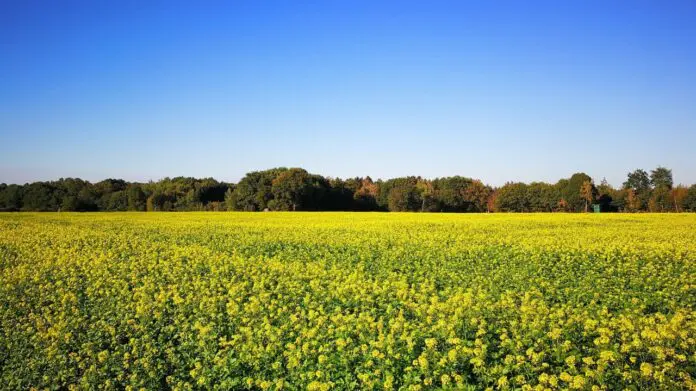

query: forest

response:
[1,166,695,213]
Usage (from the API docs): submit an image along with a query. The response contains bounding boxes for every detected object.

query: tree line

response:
[1,166,695,212]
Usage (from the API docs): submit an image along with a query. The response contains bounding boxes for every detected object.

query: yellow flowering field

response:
[1,213,695,390]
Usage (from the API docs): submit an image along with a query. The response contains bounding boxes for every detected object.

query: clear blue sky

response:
[1,1,695,187]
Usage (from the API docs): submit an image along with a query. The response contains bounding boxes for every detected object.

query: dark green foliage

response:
[0,177,231,212]
[650,167,673,190]
[648,167,674,212]
[21,182,60,211]
[526,182,559,212]
[323,178,356,211]
[95,179,128,209]
[432,176,473,212]
[596,178,618,212]
[624,169,651,192]
[560,173,594,212]
[0,166,692,213]
[269,168,325,211]
[104,191,129,211]
[684,185,696,212]
[426,177,492,212]
[623,169,652,210]
[0,184,23,211]
[141,177,231,211]
[230,169,286,211]
[494,183,530,212]
[387,184,421,212]
[127,185,147,211]
[378,177,422,212]
[493,175,599,213]
[350,177,380,211]
[650,186,672,212]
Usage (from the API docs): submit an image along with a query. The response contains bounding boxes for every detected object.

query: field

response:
[1,213,695,390]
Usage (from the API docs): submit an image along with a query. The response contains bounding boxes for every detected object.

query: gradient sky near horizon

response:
[1,1,695,187]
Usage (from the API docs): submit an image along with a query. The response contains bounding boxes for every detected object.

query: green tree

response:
[0,184,23,210]
[596,178,619,212]
[416,179,436,212]
[527,182,559,212]
[387,185,420,212]
[270,168,313,211]
[77,187,98,211]
[648,167,673,212]
[623,169,651,211]
[649,187,672,212]
[494,183,529,212]
[224,187,236,211]
[624,169,651,191]
[127,185,147,211]
[650,166,673,189]
[22,182,59,211]
[231,174,260,211]
[94,179,127,210]
[60,196,80,212]
[231,169,286,211]
[147,191,174,211]
[324,178,356,211]
[195,179,229,206]
[0,184,5,209]
[682,185,696,212]
[431,176,473,212]
[105,191,128,211]
[558,173,593,212]
[379,177,422,212]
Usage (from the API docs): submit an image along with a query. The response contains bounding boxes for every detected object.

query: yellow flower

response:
[97,350,109,363]
[548,375,559,387]
[640,363,653,377]
[440,374,451,386]
[599,351,615,362]
[425,338,438,349]
[565,355,576,367]
[383,375,394,390]
[447,349,457,362]
[418,355,429,370]
[548,328,562,340]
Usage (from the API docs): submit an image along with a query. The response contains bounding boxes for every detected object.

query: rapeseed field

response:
[0,213,694,390]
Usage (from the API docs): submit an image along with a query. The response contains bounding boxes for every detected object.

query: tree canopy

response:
[1,166,694,213]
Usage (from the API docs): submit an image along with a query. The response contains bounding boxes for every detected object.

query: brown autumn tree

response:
[463,180,492,212]
[671,185,689,212]
[353,177,380,210]
[580,180,595,212]
[486,190,498,213]
[625,189,641,212]
[556,198,569,212]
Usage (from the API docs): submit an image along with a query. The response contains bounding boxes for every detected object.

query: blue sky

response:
[1,1,695,186]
